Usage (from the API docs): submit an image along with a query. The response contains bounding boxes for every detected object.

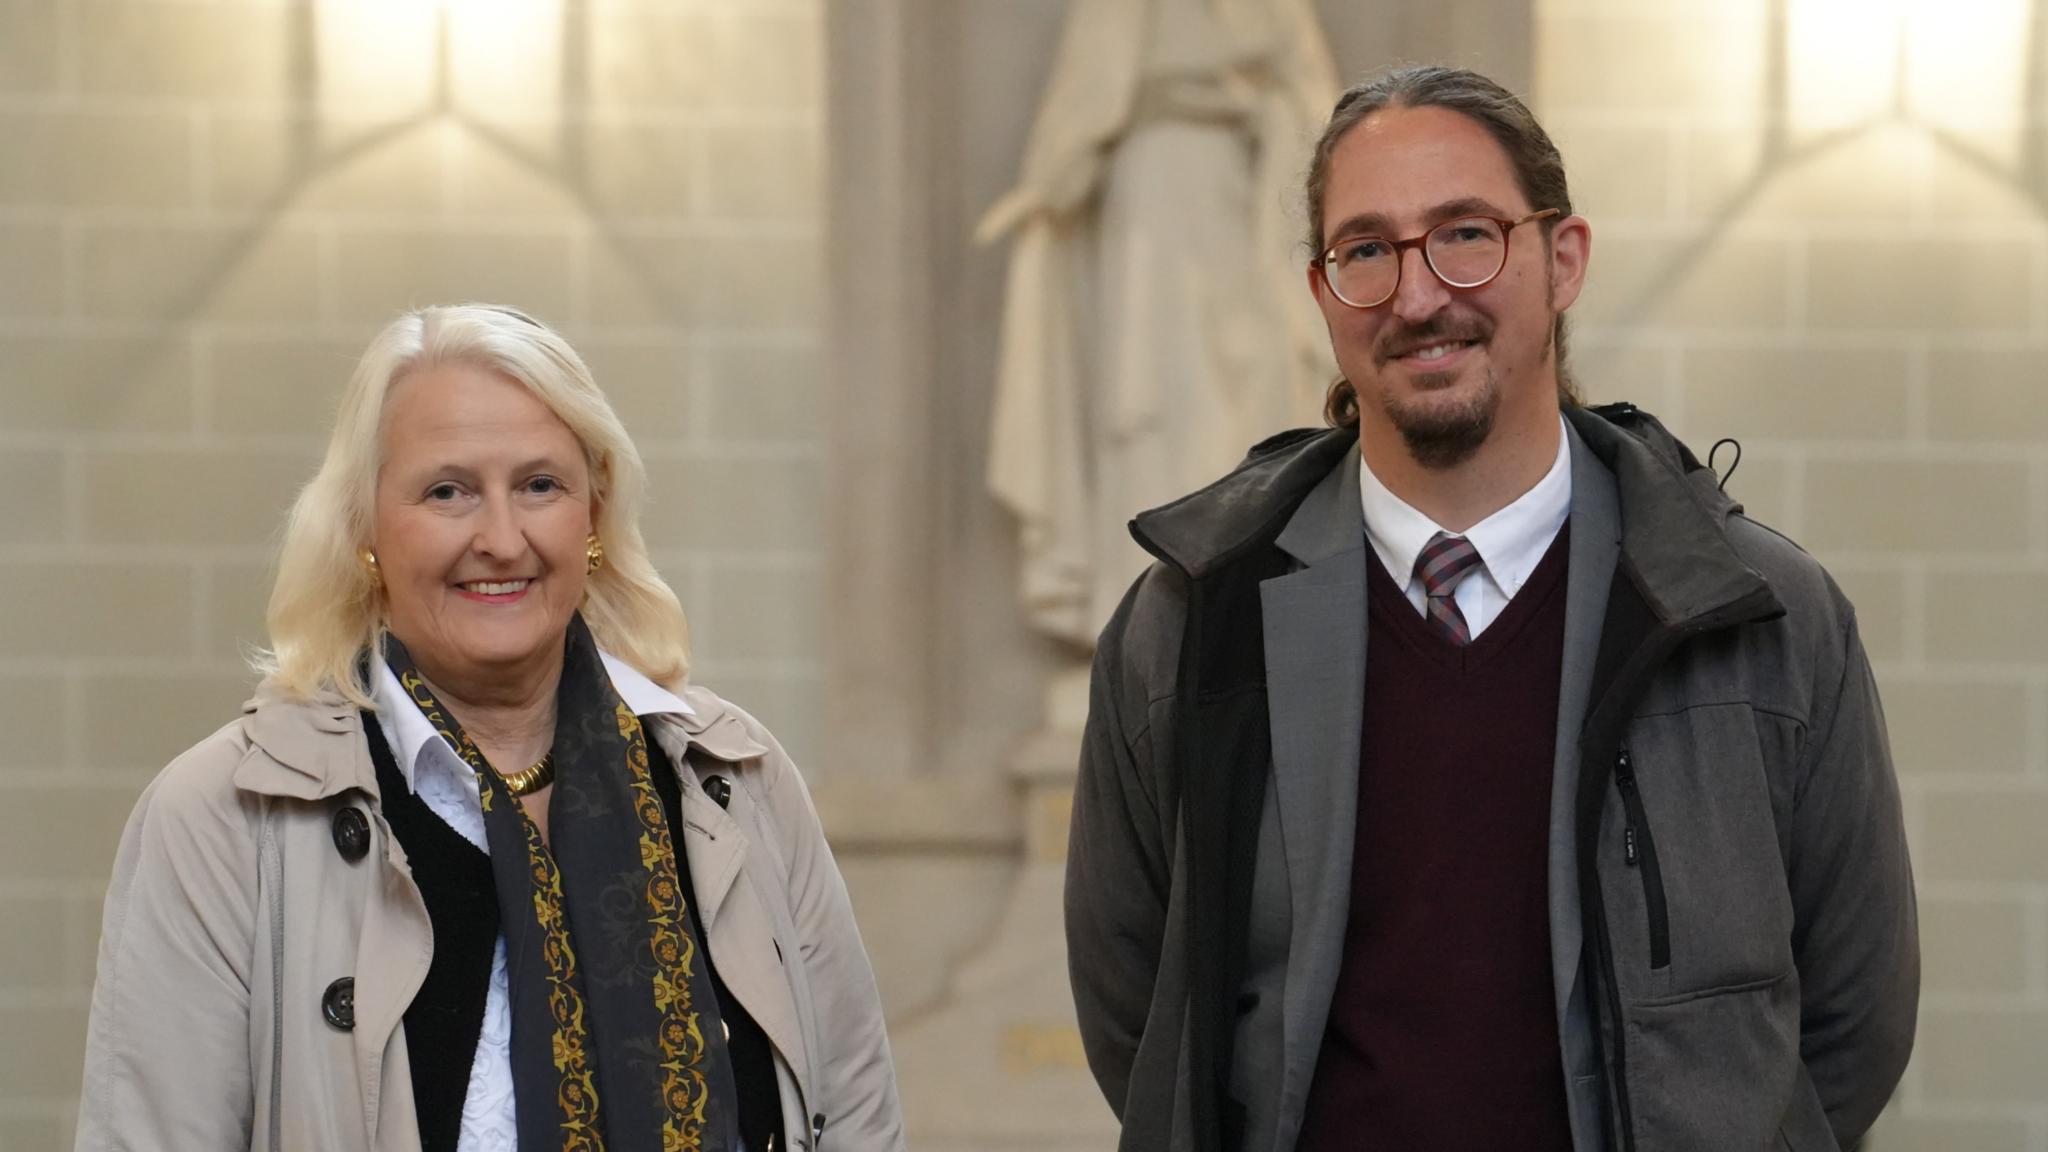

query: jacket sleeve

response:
[1789,612,1919,1148]
[1065,581,1172,1119]
[752,722,906,1152]
[76,742,260,1151]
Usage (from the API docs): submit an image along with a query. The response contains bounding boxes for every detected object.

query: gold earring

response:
[585,534,605,575]
[359,549,380,576]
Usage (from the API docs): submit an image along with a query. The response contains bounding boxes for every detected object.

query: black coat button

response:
[322,977,355,1030]
[331,806,370,862]
[704,775,732,809]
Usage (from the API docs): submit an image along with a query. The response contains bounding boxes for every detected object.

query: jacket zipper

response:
[1614,748,1670,970]
[1584,586,1783,1152]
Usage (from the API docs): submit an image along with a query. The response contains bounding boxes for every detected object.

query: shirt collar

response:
[370,649,696,792]
[600,651,696,721]
[1359,412,1573,593]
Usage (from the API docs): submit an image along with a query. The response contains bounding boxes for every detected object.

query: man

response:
[1066,66,1917,1152]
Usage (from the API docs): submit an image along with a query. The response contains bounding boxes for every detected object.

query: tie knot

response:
[1414,532,1482,599]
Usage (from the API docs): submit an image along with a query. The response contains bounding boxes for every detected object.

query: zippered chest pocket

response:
[1607,705,1799,995]
[1614,748,1670,971]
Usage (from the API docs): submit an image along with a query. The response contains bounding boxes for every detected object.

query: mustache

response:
[1375,316,1493,365]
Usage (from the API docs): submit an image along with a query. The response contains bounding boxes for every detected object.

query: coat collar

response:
[1562,404,1784,628]
[1132,406,1782,629]
[235,681,372,801]
[670,685,773,764]
[1131,427,1358,577]
[234,664,770,800]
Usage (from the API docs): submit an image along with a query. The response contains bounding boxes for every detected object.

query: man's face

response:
[1309,104,1588,469]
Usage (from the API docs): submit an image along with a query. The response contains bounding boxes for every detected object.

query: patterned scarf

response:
[385,616,739,1152]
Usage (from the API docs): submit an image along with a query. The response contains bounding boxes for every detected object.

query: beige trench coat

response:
[75,678,905,1152]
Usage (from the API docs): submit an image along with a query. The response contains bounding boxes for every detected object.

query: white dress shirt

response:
[370,652,696,1152]
[1359,414,1573,640]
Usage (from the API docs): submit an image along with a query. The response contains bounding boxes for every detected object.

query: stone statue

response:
[979,0,1341,648]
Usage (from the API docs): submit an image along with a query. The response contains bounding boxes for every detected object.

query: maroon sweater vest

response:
[1297,524,1575,1151]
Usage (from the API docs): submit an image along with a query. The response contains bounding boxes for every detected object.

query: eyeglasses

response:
[1312,208,1562,309]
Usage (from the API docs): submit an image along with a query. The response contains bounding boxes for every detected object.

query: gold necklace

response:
[495,752,555,797]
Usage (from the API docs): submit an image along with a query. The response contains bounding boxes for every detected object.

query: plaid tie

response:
[1414,531,1484,646]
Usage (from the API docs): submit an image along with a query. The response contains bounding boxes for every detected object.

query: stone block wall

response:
[0,1,824,1144]
[11,0,2045,1147]
[1538,2,2048,1146]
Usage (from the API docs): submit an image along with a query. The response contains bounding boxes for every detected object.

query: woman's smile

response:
[453,577,537,603]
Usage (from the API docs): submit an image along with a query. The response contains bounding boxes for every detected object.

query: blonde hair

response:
[261,304,690,707]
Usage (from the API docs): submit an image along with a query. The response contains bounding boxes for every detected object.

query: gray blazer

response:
[1230,423,1615,1150]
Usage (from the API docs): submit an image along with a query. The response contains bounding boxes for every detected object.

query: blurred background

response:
[1,0,2044,1148]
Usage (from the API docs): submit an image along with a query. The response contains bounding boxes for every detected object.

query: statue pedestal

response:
[892,667,1118,1150]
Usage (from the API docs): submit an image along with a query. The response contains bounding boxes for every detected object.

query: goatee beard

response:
[1371,312,1502,469]
[1381,366,1500,470]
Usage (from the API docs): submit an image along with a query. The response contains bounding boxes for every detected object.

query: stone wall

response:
[0,1,825,1144]
[1537,2,2048,1146]
[7,0,2044,1148]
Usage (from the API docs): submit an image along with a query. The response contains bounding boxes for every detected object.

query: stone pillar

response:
[821,4,1537,1146]
[889,664,1115,1149]
[823,4,1113,1143]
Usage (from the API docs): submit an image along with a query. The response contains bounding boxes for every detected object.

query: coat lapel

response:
[645,716,814,1113]
[353,818,434,1141]
[649,717,749,930]
[1550,420,1620,1147]
[1259,449,1368,1144]
[228,685,430,1141]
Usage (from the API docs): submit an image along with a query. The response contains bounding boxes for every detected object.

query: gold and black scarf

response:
[385,615,738,1152]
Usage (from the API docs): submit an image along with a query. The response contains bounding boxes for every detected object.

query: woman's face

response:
[371,362,597,691]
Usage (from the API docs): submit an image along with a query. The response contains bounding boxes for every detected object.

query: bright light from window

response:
[315,0,438,113]
[1786,0,1903,136]
[1788,0,2030,163]
[315,0,565,120]
[447,0,565,115]
[1905,0,2031,164]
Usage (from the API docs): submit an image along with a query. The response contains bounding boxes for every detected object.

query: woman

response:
[76,304,904,1152]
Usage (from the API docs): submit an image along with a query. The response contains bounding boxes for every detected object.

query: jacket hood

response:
[1129,405,1782,629]
[1563,403,1783,628]
[1129,426,1359,578]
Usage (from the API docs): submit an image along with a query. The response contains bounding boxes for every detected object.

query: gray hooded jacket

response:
[1066,403,1917,1152]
